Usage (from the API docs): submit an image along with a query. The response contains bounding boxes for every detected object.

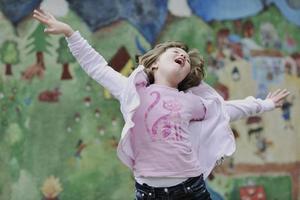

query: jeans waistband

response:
[135,174,204,195]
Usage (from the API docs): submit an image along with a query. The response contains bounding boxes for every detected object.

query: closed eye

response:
[173,50,190,63]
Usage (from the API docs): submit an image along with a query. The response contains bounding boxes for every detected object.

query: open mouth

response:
[174,58,185,67]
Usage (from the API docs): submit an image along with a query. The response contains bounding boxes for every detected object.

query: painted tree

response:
[56,37,75,80]
[27,23,52,68]
[0,40,20,75]
[23,24,52,80]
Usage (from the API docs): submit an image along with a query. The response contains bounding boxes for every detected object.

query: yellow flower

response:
[41,175,63,198]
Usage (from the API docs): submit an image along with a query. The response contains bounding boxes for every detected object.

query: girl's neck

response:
[153,80,178,89]
[150,83,179,91]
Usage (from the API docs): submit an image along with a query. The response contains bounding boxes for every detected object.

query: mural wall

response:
[0,0,299,199]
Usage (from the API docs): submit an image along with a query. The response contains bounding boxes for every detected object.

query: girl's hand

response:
[33,9,74,37]
[266,89,290,108]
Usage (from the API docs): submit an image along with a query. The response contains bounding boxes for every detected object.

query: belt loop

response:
[149,186,155,199]
[181,181,192,194]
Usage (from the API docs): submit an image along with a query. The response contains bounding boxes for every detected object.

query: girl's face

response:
[152,47,191,87]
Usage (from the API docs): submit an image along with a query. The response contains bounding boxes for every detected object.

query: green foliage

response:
[249,5,300,53]
[10,170,40,200]
[91,20,150,60]
[159,16,213,57]
[4,123,23,146]
[26,24,52,55]
[0,40,20,64]
[204,71,219,86]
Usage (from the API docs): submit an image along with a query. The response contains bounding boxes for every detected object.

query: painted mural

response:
[0,0,300,199]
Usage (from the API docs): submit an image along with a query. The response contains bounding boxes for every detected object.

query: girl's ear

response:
[151,62,159,70]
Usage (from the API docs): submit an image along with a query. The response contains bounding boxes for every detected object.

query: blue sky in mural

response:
[66,0,120,29]
[188,0,264,21]
[188,0,300,26]
[119,0,168,44]
[67,0,168,44]
[0,0,299,42]
[0,0,42,25]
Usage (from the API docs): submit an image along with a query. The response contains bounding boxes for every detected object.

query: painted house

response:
[250,49,285,84]
[104,46,133,98]
[240,185,267,200]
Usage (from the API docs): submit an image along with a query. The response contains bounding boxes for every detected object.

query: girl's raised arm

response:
[33,9,128,101]
[224,89,290,122]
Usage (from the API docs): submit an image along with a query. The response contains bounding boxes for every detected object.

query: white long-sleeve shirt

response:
[66,31,275,181]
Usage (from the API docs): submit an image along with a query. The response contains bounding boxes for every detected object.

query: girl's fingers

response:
[275,91,290,102]
[277,88,287,95]
[34,9,52,23]
[38,9,47,16]
[281,91,290,99]
[34,9,47,18]
[272,89,281,96]
[40,9,53,19]
[33,10,48,19]
[280,89,290,95]
[269,89,289,98]
[33,9,41,15]
[267,89,290,105]
[33,13,49,24]
[277,90,289,98]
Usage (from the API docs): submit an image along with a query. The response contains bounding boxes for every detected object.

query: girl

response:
[33,9,290,200]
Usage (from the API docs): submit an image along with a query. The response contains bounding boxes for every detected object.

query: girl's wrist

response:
[64,26,74,38]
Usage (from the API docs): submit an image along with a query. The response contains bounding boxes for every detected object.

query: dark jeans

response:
[134,174,212,200]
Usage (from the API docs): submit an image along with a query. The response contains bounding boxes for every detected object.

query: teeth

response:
[175,58,184,65]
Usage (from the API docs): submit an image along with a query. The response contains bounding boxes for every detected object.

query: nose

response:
[180,53,186,59]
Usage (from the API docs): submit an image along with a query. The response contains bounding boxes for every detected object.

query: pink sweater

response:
[131,83,206,178]
[65,31,275,183]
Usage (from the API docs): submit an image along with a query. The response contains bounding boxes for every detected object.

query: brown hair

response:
[137,41,205,91]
